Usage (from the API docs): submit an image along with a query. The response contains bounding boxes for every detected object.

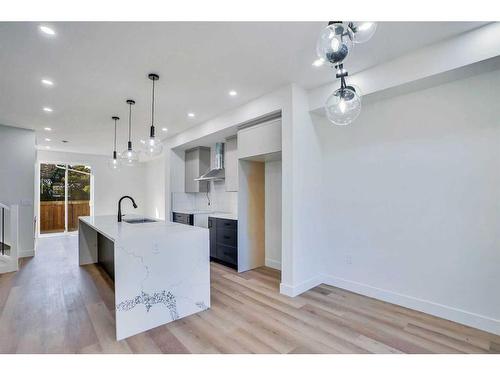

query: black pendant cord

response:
[128,102,132,151]
[147,73,160,139]
[150,77,156,138]
[128,103,132,145]
[335,63,348,90]
[112,116,119,159]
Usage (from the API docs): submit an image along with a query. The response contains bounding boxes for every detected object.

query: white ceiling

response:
[0,21,486,155]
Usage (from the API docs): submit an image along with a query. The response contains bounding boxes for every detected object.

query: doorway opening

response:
[238,152,282,273]
[39,163,92,235]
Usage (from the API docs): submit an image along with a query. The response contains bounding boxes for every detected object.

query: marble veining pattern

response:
[78,215,210,341]
[116,290,179,320]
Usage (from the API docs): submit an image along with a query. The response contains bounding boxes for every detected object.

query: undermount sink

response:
[123,218,158,224]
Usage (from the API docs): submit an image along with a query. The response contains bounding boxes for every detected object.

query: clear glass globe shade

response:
[316,22,353,64]
[349,22,377,44]
[144,136,163,157]
[325,87,362,126]
[121,148,139,167]
[350,84,363,97]
[108,157,122,171]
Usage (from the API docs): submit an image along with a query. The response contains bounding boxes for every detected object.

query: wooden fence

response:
[40,200,90,233]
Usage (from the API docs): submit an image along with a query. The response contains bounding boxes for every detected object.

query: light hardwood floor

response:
[1,235,499,354]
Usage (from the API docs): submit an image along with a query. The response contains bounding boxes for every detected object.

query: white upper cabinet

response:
[225,136,238,192]
[237,118,282,160]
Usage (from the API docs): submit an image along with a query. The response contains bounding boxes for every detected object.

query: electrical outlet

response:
[345,255,353,265]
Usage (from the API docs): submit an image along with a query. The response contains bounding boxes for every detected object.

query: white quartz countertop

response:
[208,212,238,220]
[172,210,238,220]
[79,214,206,241]
[172,209,216,215]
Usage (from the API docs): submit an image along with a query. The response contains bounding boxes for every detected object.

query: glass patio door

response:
[39,163,92,234]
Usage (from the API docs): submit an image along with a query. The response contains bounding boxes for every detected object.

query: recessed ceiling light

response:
[44,127,52,131]
[39,25,56,36]
[41,79,54,86]
[312,58,325,67]
[45,138,51,142]
[229,90,237,97]
[43,107,53,112]
[187,113,195,118]
[45,145,51,149]
[162,128,168,132]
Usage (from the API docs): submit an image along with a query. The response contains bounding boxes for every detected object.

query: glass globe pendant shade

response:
[122,99,139,166]
[349,84,363,97]
[349,22,377,44]
[316,22,353,65]
[108,154,122,171]
[144,136,164,157]
[325,86,362,126]
[121,146,139,167]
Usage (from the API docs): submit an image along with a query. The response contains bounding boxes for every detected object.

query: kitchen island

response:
[78,215,210,340]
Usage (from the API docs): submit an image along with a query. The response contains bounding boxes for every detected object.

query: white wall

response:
[265,160,282,270]
[144,156,166,220]
[314,68,500,334]
[279,85,325,296]
[164,84,324,295]
[37,150,147,223]
[0,124,35,257]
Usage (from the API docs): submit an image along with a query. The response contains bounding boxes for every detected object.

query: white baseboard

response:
[278,272,500,335]
[265,258,281,270]
[322,274,500,336]
[19,249,35,258]
[280,275,323,297]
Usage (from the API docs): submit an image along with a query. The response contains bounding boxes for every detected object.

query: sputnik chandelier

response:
[316,22,377,125]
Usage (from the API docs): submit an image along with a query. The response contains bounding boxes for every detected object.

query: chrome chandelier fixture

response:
[316,21,377,125]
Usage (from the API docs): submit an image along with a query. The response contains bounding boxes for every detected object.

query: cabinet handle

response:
[224,235,230,239]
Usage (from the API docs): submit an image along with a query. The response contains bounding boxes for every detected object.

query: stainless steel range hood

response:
[194,143,225,181]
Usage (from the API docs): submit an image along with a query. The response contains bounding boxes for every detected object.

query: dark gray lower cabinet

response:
[208,216,237,269]
[208,217,217,258]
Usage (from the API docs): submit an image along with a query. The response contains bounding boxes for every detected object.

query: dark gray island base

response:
[97,233,115,280]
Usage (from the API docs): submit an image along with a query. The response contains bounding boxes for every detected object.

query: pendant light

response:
[325,64,361,125]
[121,99,139,166]
[316,21,377,126]
[143,73,164,157]
[108,116,122,171]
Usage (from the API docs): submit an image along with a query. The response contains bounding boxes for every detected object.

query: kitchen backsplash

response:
[172,180,237,213]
